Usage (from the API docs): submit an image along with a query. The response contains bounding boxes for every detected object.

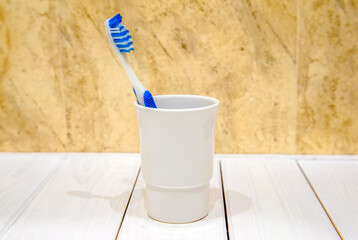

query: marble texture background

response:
[0,0,357,153]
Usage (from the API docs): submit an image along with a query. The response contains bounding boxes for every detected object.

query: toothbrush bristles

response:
[109,13,122,28]
[109,14,134,52]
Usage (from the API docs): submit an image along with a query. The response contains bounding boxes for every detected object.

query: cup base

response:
[145,182,210,224]
[148,212,209,224]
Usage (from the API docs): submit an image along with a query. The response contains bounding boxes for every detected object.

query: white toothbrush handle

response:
[116,52,147,105]
[105,19,146,105]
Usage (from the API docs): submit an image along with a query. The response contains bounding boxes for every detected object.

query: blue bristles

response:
[108,14,122,28]
[109,13,134,53]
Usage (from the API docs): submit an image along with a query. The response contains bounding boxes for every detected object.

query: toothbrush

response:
[105,13,157,108]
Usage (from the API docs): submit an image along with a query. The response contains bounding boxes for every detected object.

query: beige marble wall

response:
[0,0,357,153]
[297,0,358,154]
[0,0,66,151]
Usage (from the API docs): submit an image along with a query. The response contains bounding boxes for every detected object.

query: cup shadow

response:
[209,188,252,215]
[67,186,252,222]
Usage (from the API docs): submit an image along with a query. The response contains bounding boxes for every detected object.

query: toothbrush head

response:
[108,13,134,53]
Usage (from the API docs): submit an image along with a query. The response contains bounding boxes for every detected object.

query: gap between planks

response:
[5,160,63,232]
[221,158,340,239]
[115,167,141,240]
[219,160,230,240]
[295,160,343,239]
[3,154,141,240]
[0,156,64,238]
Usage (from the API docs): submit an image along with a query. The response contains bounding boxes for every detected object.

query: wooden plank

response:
[221,158,340,240]
[0,154,62,237]
[299,159,358,240]
[3,154,140,240]
[117,160,227,240]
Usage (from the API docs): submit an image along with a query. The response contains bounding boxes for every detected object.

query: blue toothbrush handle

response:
[132,88,139,104]
[143,90,157,108]
[132,88,156,108]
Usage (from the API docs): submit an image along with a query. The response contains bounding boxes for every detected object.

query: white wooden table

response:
[0,154,357,240]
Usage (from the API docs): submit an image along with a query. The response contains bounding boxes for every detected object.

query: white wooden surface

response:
[117,160,227,240]
[299,159,358,240]
[0,154,63,238]
[1,153,357,239]
[3,154,140,240]
[220,158,340,240]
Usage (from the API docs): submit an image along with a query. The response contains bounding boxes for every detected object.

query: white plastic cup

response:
[134,95,219,223]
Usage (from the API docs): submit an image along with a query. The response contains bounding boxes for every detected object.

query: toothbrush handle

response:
[114,50,147,105]
[120,54,146,92]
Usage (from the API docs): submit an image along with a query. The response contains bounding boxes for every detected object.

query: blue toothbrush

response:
[105,13,157,108]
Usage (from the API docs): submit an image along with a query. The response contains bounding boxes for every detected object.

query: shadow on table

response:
[210,188,252,215]
[67,186,252,220]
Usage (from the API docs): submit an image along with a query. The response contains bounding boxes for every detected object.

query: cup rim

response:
[134,94,220,112]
